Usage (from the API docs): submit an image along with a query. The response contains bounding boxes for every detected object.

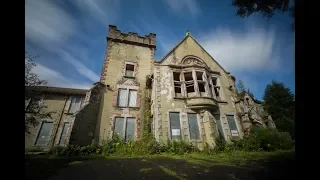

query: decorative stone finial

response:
[186,30,190,36]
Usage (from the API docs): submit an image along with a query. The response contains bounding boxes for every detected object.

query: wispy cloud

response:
[163,0,200,17]
[198,24,280,73]
[32,63,92,90]
[59,50,100,82]
[25,0,118,88]
[25,0,76,48]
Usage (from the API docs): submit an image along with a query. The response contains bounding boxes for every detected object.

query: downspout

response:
[51,95,69,148]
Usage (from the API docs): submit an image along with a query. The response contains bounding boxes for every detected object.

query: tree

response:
[231,0,295,30]
[25,51,52,134]
[262,80,295,138]
[237,80,246,98]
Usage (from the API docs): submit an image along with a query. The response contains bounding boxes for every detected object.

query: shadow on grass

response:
[25,154,96,180]
[25,151,295,180]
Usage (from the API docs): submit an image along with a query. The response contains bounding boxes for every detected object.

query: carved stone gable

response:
[181,56,209,68]
[117,77,140,86]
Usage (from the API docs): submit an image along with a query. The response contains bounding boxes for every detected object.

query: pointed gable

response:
[157,33,229,74]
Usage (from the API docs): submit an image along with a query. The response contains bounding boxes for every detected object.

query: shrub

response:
[48,139,103,157]
[147,139,163,155]
[231,127,293,151]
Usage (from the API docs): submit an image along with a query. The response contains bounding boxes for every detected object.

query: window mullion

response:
[192,69,200,96]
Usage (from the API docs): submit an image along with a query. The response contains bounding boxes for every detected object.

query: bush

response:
[231,127,293,151]
[48,139,103,157]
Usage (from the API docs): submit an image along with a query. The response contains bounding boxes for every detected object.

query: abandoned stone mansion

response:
[25,25,276,150]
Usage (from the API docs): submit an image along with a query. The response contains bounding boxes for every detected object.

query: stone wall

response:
[69,82,105,145]
[96,25,156,143]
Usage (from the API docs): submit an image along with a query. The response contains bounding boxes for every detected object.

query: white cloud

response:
[198,25,280,73]
[59,50,100,83]
[32,63,92,90]
[164,0,200,17]
[25,0,76,48]
[71,0,120,27]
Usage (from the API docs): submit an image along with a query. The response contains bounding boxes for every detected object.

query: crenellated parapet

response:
[107,25,156,48]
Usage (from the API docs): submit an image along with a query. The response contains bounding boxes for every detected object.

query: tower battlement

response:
[107,25,156,48]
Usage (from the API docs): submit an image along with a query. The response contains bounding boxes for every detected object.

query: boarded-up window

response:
[128,90,137,107]
[117,89,128,107]
[188,113,200,140]
[69,96,82,113]
[59,122,70,145]
[126,118,135,141]
[169,112,181,140]
[113,117,136,141]
[226,115,239,136]
[213,114,225,140]
[125,64,135,77]
[35,121,53,145]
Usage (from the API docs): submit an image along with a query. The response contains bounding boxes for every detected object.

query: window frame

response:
[33,120,54,146]
[225,114,240,137]
[117,88,138,108]
[168,112,182,140]
[124,62,136,78]
[187,113,201,141]
[58,121,70,146]
[68,96,83,114]
[112,116,136,141]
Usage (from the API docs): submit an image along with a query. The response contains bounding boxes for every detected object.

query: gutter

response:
[50,95,69,148]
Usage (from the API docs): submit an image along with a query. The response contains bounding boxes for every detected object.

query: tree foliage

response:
[262,80,295,138]
[25,51,52,134]
[231,0,295,30]
[236,80,255,99]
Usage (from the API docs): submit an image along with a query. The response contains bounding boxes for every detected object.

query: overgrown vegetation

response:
[46,126,293,157]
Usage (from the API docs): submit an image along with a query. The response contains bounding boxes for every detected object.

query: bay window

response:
[172,69,223,100]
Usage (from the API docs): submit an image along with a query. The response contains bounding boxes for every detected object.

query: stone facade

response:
[96,25,155,143]
[25,25,276,151]
[25,87,87,151]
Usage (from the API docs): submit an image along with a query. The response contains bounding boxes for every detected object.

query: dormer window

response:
[125,64,135,77]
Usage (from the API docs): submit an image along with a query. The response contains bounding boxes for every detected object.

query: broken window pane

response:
[169,112,181,140]
[196,71,203,81]
[173,72,182,97]
[188,113,200,140]
[184,72,193,81]
[212,77,217,86]
[125,64,135,77]
[173,72,180,81]
[114,117,125,139]
[126,118,135,141]
[35,121,53,145]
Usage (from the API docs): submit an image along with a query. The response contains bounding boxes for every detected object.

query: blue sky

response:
[25,0,295,101]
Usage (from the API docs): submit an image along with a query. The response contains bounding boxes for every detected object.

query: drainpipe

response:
[51,95,69,148]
